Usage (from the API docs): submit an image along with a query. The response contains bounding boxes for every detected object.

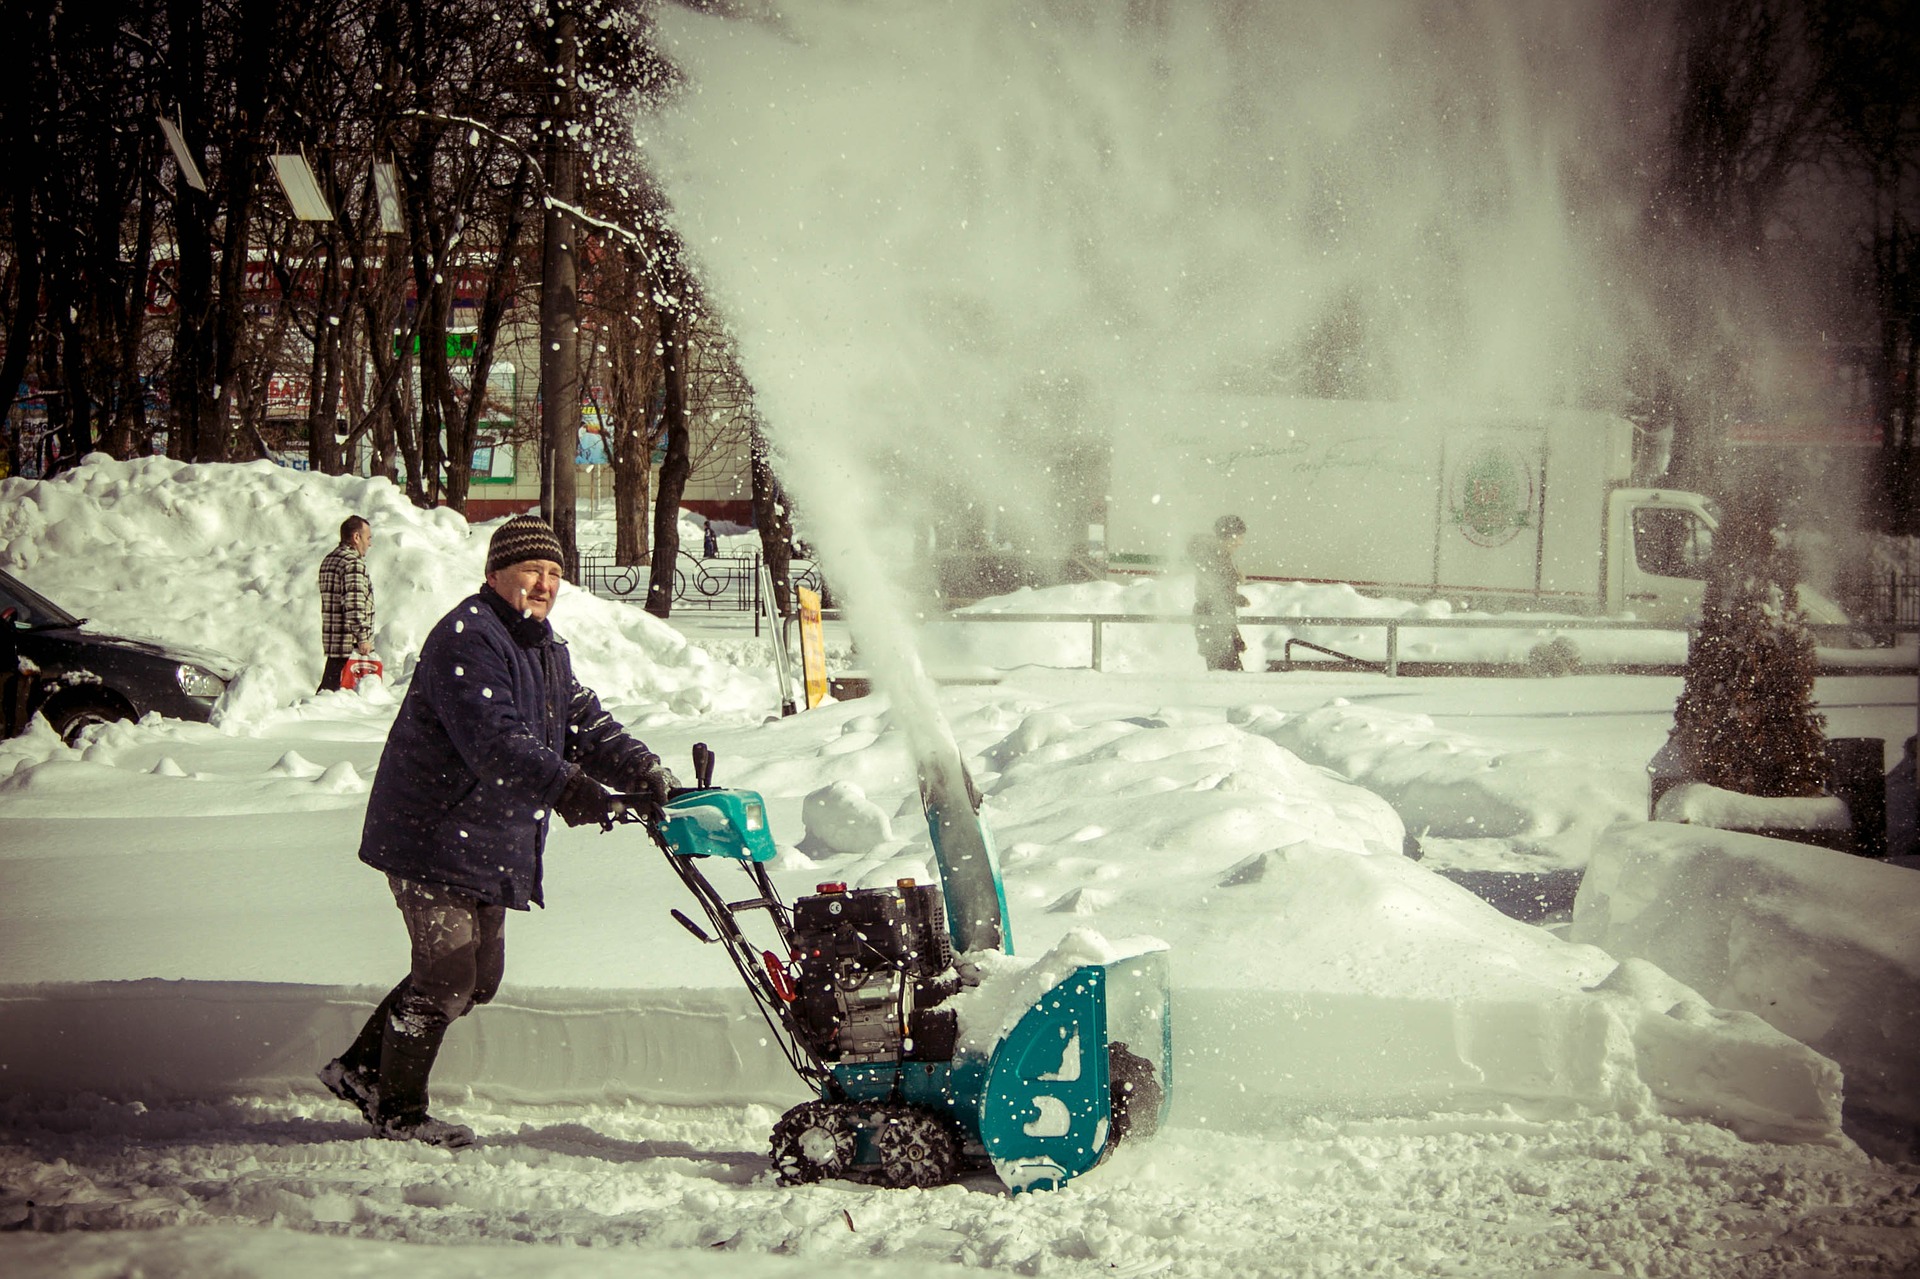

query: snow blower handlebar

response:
[603,747,832,1091]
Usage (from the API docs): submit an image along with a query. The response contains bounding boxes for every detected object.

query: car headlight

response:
[176,663,226,698]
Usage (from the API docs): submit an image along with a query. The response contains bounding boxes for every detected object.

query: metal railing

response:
[576,549,823,615]
[936,611,1920,676]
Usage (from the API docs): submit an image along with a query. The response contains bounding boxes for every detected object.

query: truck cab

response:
[1606,489,1717,622]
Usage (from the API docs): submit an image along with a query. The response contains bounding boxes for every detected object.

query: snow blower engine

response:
[615,742,1171,1193]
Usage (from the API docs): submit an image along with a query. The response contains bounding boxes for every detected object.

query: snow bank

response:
[1573,822,1920,1143]
[0,980,807,1109]
[0,455,773,729]
[1244,699,1645,869]
[798,780,894,855]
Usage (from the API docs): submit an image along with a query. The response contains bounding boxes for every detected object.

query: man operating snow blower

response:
[319,514,677,1147]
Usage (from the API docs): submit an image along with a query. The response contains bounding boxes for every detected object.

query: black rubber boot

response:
[373,993,474,1148]
[319,981,407,1123]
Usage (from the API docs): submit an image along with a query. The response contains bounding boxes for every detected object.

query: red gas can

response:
[341,656,383,690]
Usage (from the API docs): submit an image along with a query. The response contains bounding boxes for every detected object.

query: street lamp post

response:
[539,5,582,579]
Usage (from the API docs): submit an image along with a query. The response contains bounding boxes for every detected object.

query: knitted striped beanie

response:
[486,514,565,573]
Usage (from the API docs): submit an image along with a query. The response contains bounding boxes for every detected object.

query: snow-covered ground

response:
[2,456,1918,1278]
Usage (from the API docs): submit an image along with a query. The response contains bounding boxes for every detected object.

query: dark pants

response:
[318,656,350,693]
[335,876,506,1118]
[1194,620,1245,671]
[387,874,507,1022]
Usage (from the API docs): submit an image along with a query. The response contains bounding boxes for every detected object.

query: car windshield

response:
[0,569,81,628]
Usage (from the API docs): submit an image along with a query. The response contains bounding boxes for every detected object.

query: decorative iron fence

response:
[1854,573,1920,627]
[577,549,824,613]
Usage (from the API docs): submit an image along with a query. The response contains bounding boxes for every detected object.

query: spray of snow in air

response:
[640,0,1673,690]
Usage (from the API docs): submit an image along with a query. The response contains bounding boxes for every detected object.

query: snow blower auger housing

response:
[619,742,1171,1193]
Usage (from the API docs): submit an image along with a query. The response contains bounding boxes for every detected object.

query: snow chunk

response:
[798,780,893,856]
[947,928,1163,1055]
[1574,822,1920,1144]
[1654,781,1850,831]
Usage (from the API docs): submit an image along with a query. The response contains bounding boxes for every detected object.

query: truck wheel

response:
[870,1106,960,1188]
[1106,1043,1162,1151]
[770,1101,858,1185]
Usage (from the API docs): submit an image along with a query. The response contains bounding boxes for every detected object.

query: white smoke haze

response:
[640,0,1686,683]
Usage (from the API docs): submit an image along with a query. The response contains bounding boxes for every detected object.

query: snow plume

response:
[641,1,1666,609]
[631,0,1689,746]
[0,454,772,730]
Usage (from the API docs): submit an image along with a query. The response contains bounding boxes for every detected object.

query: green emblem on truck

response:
[1448,441,1535,548]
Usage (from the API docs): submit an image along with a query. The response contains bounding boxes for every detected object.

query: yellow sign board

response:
[797,587,828,709]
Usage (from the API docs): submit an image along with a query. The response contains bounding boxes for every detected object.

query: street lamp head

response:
[271,154,335,222]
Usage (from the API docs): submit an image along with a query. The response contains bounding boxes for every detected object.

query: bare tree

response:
[0,0,168,472]
[751,421,797,618]
[584,237,666,565]
[1808,0,1920,529]
[1648,0,1830,486]
[643,247,691,618]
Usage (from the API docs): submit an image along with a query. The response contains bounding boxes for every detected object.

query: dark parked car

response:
[0,567,235,744]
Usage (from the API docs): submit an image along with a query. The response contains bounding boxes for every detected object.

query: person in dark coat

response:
[702,519,720,560]
[1190,513,1250,671]
[320,514,676,1147]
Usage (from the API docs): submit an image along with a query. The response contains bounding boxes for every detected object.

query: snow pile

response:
[1573,822,1920,1143]
[0,981,805,1110]
[0,715,372,818]
[1246,699,1645,868]
[0,455,773,728]
[758,700,1841,1140]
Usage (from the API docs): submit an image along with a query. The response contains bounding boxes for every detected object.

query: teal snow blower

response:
[616,742,1171,1192]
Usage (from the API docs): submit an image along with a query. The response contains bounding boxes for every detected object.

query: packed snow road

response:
[4,1092,1917,1278]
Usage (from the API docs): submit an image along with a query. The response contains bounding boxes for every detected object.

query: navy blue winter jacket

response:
[359,585,657,908]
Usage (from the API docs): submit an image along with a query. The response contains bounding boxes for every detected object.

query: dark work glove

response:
[627,760,678,824]
[556,769,622,828]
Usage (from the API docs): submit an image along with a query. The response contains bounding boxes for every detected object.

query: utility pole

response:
[539,1,581,578]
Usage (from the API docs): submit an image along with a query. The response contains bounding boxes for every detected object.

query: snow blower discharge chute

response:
[611,742,1171,1193]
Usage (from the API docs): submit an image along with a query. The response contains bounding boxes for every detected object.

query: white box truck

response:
[1105,396,1728,622]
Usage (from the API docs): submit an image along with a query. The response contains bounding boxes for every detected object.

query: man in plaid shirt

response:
[318,515,374,691]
